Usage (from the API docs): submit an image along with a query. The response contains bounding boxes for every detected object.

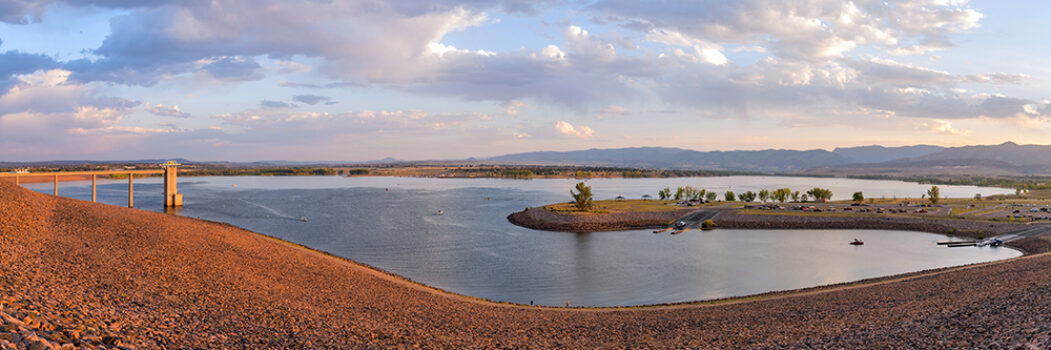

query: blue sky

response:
[0,0,1049,161]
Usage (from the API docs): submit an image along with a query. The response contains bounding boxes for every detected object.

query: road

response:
[981,223,1051,246]
[661,209,720,232]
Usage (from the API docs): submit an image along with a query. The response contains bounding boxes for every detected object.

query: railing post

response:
[13,175,18,185]
[91,174,97,202]
[128,173,134,208]
[53,175,58,196]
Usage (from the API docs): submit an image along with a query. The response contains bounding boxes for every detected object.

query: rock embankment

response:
[3,181,1051,348]
[507,207,692,232]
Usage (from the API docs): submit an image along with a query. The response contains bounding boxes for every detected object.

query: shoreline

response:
[508,206,1051,254]
[4,181,1051,348]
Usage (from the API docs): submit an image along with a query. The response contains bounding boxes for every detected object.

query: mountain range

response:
[488,142,1051,175]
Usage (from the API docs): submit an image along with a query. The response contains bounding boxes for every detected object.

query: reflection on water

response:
[25,176,1020,306]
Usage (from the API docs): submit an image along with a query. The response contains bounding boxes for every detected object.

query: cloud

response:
[554,120,594,138]
[922,120,969,136]
[58,1,491,85]
[964,73,1028,85]
[201,57,265,82]
[292,94,335,105]
[279,81,362,89]
[259,100,292,109]
[590,0,983,60]
[0,69,138,116]
[0,43,61,91]
[503,100,525,116]
[148,103,191,118]
[0,69,148,158]
[596,105,631,119]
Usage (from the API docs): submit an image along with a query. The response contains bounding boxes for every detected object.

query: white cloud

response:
[922,120,969,136]
[148,103,191,118]
[503,100,526,116]
[593,0,984,60]
[554,120,594,138]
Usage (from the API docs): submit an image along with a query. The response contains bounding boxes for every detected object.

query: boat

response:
[437,210,444,216]
[850,238,864,245]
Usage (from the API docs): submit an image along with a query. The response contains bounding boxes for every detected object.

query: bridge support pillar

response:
[163,164,182,207]
[91,175,96,202]
[128,174,134,208]
[53,175,58,196]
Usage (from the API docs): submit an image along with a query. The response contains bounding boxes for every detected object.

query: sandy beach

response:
[2,181,1051,349]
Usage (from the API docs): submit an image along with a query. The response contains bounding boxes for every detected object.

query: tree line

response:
[568,182,950,212]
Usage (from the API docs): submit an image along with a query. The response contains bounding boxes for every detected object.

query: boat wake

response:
[237,199,303,222]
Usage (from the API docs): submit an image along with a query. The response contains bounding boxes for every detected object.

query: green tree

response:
[674,187,686,201]
[739,191,757,202]
[806,188,833,202]
[724,191,736,201]
[705,191,717,202]
[682,186,699,200]
[801,193,810,202]
[570,182,593,211]
[790,191,800,202]
[974,193,982,200]
[658,187,672,200]
[852,191,864,203]
[758,189,770,202]
[772,188,791,203]
[927,186,940,205]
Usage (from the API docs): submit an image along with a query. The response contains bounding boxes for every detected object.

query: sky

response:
[0,0,1049,161]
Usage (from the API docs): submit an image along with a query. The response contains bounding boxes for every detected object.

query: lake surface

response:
[27,176,1020,306]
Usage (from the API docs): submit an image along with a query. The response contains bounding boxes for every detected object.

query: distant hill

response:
[802,142,1051,177]
[911,142,1051,167]
[489,147,855,172]
[832,145,945,164]
[489,142,1051,175]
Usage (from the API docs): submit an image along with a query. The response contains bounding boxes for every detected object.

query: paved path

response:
[663,209,720,231]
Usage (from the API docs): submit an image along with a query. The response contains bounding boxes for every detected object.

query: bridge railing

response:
[0,168,181,208]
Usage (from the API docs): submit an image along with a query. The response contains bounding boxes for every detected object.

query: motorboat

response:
[850,238,864,245]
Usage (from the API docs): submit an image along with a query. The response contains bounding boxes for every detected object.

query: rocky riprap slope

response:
[507,206,692,232]
[2,181,1051,349]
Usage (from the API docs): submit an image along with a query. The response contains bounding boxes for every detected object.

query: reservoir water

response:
[26,176,1021,306]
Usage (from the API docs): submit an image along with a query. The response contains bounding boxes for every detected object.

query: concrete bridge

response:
[0,162,183,208]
